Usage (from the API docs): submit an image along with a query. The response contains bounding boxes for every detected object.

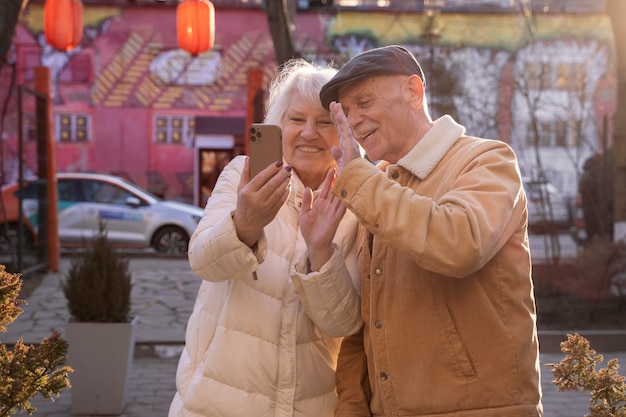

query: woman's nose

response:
[301,120,318,139]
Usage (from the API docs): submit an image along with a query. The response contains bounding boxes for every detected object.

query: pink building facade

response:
[1,4,616,206]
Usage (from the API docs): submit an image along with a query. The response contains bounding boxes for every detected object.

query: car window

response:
[58,180,77,202]
[82,180,134,205]
[20,183,40,199]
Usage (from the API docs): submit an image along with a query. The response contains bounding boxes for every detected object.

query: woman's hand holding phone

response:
[233,156,292,249]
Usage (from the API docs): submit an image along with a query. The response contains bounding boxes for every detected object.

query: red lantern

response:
[44,0,84,52]
[177,0,215,56]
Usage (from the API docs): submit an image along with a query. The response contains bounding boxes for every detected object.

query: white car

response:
[523,178,571,232]
[3,172,204,255]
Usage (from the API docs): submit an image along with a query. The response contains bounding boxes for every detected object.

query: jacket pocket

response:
[437,303,477,377]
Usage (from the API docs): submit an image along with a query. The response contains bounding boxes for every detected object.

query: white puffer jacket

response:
[169,156,362,417]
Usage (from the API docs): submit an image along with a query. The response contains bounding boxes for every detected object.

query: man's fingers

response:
[331,146,343,164]
[330,101,361,167]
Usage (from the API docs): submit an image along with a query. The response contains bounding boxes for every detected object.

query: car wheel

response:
[151,226,189,255]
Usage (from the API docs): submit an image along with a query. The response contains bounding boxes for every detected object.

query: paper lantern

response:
[44,0,84,52]
[177,0,215,56]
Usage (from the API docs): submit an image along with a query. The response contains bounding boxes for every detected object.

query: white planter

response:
[66,316,138,415]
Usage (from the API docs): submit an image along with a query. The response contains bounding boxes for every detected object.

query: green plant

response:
[62,221,132,322]
[547,333,626,417]
[0,264,73,416]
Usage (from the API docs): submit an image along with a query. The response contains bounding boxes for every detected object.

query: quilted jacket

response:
[332,116,543,417]
[169,155,362,417]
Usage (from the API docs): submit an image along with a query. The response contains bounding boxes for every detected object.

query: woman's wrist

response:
[231,211,260,248]
[307,245,334,272]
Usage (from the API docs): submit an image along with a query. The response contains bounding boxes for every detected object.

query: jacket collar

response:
[286,171,322,209]
[397,115,466,180]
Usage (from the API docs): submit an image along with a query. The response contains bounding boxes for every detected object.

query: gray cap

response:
[320,45,425,110]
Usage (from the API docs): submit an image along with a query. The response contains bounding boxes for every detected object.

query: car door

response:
[77,179,151,246]
[56,178,88,243]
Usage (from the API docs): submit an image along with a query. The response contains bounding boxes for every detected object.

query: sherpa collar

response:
[397,115,466,180]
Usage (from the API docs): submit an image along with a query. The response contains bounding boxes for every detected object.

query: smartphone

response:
[249,123,283,178]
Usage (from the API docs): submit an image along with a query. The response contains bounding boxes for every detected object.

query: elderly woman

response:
[169,59,361,417]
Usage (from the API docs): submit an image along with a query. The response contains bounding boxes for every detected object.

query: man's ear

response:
[405,75,424,108]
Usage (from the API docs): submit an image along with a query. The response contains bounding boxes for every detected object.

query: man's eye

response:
[318,120,333,126]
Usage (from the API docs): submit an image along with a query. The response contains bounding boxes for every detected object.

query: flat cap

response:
[320,45,425,110]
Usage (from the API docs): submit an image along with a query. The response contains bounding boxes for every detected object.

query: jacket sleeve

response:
[291,244,362,337]
[331,140,526,278]
[188,156,268,281]
[334,325,372,417]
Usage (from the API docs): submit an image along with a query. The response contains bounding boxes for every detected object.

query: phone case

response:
[249,123,283,178]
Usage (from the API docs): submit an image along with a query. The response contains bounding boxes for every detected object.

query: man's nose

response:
[346,112,361,130]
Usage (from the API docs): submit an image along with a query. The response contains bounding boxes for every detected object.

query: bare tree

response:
[265,0,301,66]
[508,39,608,263]
[0,0,27,68]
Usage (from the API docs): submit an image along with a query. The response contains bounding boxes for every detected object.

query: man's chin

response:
[362,148,381,163]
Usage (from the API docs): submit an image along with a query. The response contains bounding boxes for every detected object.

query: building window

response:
[539,122,553,147]
[567,122,582,147]
[526,63,539,89]
[556,63,569,89]
[556,63,584,91]
[525,62,552,90]
[154,115,195,145]
[525,122,549,147]
[555,120,567,147]
[55,113,91,142]
[527,120,578,148]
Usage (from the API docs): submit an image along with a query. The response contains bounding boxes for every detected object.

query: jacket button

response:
[374,268,382,275]
[380,372,388,381]
[391,170,399,179]
[375,320,383,329]
[340,189,348,198]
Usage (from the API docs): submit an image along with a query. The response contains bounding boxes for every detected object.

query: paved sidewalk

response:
[4,256,201,346]
[4,256,625,417]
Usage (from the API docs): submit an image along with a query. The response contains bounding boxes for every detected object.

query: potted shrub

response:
[62,221,137,415]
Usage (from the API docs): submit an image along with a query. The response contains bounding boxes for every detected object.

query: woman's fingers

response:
[319,168,336,200]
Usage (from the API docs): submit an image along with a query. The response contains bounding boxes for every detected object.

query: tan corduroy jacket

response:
[332,115,543,417]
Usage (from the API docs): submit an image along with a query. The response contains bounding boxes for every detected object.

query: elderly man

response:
[321,45,543,417]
